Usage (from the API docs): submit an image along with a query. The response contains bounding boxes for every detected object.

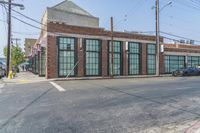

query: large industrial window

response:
[58,37,76,77]
[108,41,122,76]
[41,47,46,76]
[188,56,200,68]
[147,44,156,75]
[85,39,101,76]
[32,56,36,73]
[35,54,38,74]
[164,55,185,73]
[128,42,140,75]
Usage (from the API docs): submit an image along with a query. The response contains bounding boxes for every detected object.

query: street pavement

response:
[0,76,200,133]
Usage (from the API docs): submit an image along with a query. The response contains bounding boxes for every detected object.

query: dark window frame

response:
[40,47,46,76]
[107,41,123,76]
[187,56,200,68]
[164,55,185,74]
[128,42,141,75]
[147,44,156,75]
[83,39,102,77]
[57,36,78,78]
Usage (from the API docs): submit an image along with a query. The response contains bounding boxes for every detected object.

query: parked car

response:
[172,67,200,77]
[0,67,6,79]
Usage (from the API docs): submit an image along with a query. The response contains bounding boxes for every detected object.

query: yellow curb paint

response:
[18,80,30,83]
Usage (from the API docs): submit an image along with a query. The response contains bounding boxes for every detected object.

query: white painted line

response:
[50,82,66,92]
[0,84,4,88]
[0,84,5,94]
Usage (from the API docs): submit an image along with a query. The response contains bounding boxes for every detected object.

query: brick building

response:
[160,44,200,74]
[24,38,37,57]
[30,0,200,79]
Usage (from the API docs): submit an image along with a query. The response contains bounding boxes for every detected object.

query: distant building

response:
[43,0,99,28]
[24,38,37,57]
[161,44,200,74]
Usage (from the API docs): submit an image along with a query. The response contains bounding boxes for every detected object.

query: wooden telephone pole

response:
[110,17,114,77]
[0,0,24,77]
[6,0,12,77]
[156,0,160,76]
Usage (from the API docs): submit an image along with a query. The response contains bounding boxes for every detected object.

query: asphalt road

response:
[0,77,200,133]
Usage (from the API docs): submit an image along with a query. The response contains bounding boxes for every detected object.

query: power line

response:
[12,31,39,35]
[9,4,200,44]
[12,8,45,26]
[0,18,6,23]
[160,31,200,43]
[11,15,66,38]
[174,0,200,12]
[12,13,200,44]
[12,15,43,30]
[161,21,200,35]
[114,0,147,29]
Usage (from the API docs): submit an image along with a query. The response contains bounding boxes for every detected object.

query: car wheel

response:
[183,72,187,76]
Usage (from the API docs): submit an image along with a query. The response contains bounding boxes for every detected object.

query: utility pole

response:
[156,0,160,76]
[110,17,114,77]
[0,0,24,78]
[6,0,11,77]
[12,38,21,46]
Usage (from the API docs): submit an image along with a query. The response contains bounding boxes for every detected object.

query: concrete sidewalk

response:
[2,72,47,84]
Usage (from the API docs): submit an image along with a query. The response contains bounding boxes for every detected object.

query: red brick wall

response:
[77,38,84,77]
[46,36,57,79]
[123,42,128,76]
[164,44,200,49]
[141,43,147,75]
[44,22,167,79]
[38,51,41,76]
[159,53,164,74]
[164,48,200,53]
[47,22,161,42]
[101,40,108,77]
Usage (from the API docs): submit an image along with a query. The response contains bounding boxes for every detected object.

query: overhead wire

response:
[3,1,200,45]
[113,0,147,30]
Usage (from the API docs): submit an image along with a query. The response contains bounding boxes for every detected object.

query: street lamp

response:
[0,0,24,78]
[154,1,172,76]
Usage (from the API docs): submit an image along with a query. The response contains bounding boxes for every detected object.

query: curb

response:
[50,74,172,82]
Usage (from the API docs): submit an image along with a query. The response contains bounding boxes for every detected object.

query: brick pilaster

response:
[141,43,147,75]
[101,40,108,77]
[77,38,84,77]
[46,36,57,79]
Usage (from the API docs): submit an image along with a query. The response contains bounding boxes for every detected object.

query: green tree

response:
[3,45,25,68]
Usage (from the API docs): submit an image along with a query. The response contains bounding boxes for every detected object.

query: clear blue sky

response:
[1,0,200,57]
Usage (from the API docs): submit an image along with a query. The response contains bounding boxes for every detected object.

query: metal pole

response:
[156,0,160,76]
[0,1,24,8]
[110,17,114,77]
[6,0,11,77]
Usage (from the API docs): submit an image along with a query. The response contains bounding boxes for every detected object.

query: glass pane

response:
[147,44,156,54]
[85,39,100,76]
[129,42,139,53]
[164,55,185,73]
[129,54,139,75]
[58,37,75,77]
